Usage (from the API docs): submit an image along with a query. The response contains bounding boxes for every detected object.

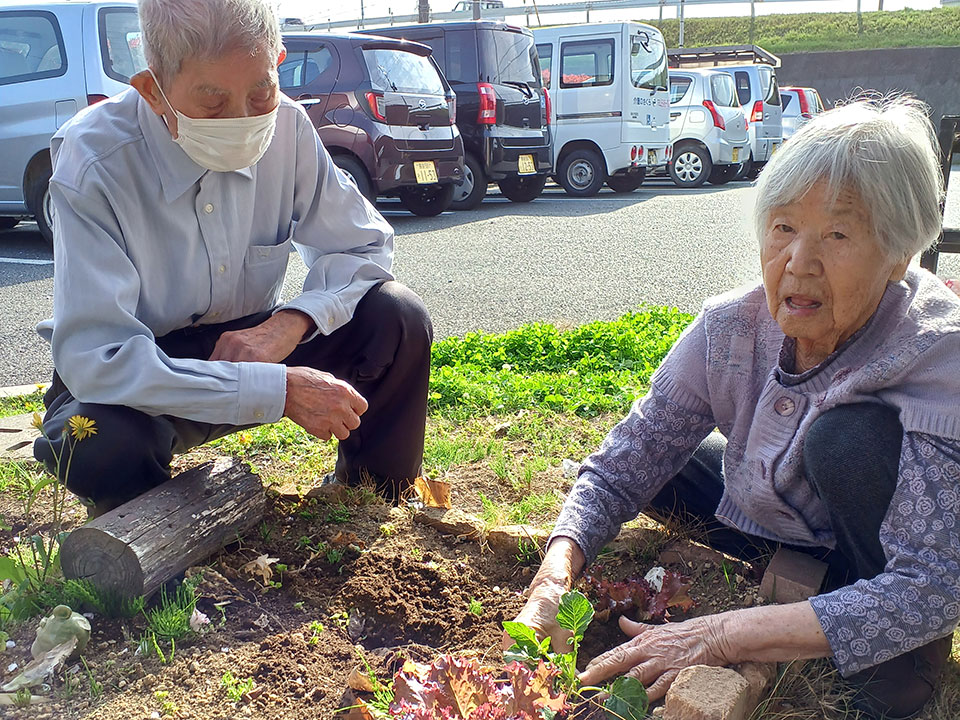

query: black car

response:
[369,21,552,210]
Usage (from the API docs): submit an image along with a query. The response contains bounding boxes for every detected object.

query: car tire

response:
[558,148,606,197]
[0,217,19,231]
[669,144,712,188]
[605,169,646,193]
[736,152,754,181]
[452,154,487,210]
[498,173,547,203]
[398,183,455,217]
[27,170,54,246]
[708,165,739,186]
[332,155,374,202]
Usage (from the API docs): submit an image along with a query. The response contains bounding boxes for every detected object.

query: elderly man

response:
[33,0,432,512]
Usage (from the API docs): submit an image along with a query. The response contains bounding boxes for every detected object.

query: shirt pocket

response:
[241,236,293,316]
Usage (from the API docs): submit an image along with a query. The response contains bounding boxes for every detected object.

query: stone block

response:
[658,538,733,568]
[759,548,828,604]
[0,413,40,462]
[413,507,483,540]
[664,665,750,720]
[733,661,777,712]
[486,525,550,555]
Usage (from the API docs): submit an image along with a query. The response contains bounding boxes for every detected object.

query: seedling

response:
[12,687,31,708]
[221,671,255,704]
[325,503,353,524]
[467,598,483,617]
[80,656,103,699]
[155,689,179,717]
[308,620,325,645]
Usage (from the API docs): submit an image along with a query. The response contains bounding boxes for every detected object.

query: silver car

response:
[0,1,143,244]
[725,63,783,179]
[780,85,825,142]
[666,69,748,188]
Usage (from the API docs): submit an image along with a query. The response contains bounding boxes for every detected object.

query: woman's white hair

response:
[139,0,282,84]
[753,95,944,260]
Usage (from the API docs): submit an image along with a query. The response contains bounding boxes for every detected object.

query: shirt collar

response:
[137,94,254,204]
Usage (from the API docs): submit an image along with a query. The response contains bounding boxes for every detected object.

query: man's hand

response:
[284,366,368,441]
[209,310,314,364]
[579,615,731,701]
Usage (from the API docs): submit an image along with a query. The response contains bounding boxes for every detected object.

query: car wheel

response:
[736,152,754,181]
[28,171,54,246]
[708,165,739,186]
[398,183,455,217]
[452,154,487,210]
[558,149,606,197]
[497,173,547,203]
[605,169,646,193]
[332,155,374,201]
[669,145,712,188]
[0,217,19,231]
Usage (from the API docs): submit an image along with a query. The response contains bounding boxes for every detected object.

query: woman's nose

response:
[784,233,822,276]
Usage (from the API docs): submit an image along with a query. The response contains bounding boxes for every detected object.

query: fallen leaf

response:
[348,666,376,692]
[330,531,363,549]
[2,637,77,691]
[414,476,452,509]
[241,555,279,584]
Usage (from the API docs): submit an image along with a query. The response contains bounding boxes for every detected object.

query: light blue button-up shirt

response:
[37,88,394,427]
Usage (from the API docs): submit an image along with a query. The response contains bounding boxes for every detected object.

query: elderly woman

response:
[512,97,960,719]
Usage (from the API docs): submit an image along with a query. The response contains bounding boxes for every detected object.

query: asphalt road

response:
[3,176,960,388]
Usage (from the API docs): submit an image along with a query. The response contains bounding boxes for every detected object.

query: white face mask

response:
[149,69,278,173]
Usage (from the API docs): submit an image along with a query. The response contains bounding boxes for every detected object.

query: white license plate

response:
[732,147,739,163]
[518,154,537,175]
[647,149,658,166]
[414,161,438,184]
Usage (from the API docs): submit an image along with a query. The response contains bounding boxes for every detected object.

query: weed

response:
[0,388,44,419]
[308,620,325,645]
[221,670,255,704]
[508,491,560,525]
[138,574,202,662]
[721,560,738,594]
[356,649,394,716]
[515,539,541,567]
[379,522,398,537]
[468,598,483,617]
[294,601,305,611]
[258,522,274,543]
[325,548,344,565]
[12,687,31,708]
[325,503,352,524]
[330,610,349,631]
[155,689,179,716]
[81,656,103,699]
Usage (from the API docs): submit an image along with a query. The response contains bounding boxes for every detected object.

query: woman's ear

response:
[889,255,910,283]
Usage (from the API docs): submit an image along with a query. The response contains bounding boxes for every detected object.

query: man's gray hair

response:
[753,95,944,260]
[139,0,282,84]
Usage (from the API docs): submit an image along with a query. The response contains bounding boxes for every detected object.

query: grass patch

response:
[654,6,960,54]
[0,388,44,419]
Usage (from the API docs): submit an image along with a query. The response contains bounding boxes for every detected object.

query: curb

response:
[0,383,47,399]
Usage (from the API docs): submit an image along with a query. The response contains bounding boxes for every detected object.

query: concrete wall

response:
[777,46,960,125]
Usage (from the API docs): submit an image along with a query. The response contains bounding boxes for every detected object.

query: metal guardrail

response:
[920,115,960,273]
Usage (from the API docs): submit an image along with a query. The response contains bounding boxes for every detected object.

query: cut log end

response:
[60,527,145,598]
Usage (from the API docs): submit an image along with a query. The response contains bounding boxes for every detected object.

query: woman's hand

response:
[579,615,733,700]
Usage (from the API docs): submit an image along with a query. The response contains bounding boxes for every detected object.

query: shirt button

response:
[774,396,796,417]
[254,411,264,420]
[204,203,214,214]
[218,265,226,273]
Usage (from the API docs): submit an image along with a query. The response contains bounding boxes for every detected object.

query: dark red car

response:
[280,32,465,216]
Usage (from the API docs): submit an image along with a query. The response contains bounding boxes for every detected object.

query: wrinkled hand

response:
[579,615,732,700]
[208,310,313,364]
[503,578,573,655]
[284,366,368,441]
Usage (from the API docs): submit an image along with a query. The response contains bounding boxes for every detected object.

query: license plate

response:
[771,143,779,155]
[518,154,537,175]
[647,149,657,166]
[414,161,438,184]
[732,147,739,163]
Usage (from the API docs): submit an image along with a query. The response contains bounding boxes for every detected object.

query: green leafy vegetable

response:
[603,676,649,720]
[556,589,595,643]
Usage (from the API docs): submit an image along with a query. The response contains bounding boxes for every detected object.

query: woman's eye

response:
[830,231,847,240]
[775,223,794,234]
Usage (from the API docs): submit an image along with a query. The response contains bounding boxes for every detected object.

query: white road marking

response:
[0,257,53,266]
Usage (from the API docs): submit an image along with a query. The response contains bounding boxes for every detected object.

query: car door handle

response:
[670,112,681,119]
[296,95,323,107]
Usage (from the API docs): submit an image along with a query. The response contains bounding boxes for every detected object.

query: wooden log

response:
[60,457,265,599]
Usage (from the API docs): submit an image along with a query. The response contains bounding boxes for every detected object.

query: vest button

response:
[774,396,796,417]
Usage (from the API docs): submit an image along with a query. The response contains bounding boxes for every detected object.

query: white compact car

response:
[665,68,748,188]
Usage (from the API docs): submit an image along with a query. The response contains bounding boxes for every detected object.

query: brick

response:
[486,525,549,555]
[413,507,483,540]
[0,412,40,462]
[733,662,777,712]
[664,665,750,720]
[759,548,828,604]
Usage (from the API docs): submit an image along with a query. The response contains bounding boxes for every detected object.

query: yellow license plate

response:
[732,147,739,163]
[414,161,438,184]
[647,149,657,165]
[518,154,537,175]
[771,143,779,155]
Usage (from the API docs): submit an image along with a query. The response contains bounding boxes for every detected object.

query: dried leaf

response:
[2,637,77,691]
[331,531,363,549]
[414,476,452,509]
[241,554,279,584]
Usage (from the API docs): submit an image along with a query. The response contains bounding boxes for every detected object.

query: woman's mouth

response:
[786,296,822,310]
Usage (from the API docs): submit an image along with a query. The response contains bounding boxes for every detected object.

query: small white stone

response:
[220,646,231,653]
[83,612,95,620]
[150,712,161,719]
[5,640,14,649]
[493,586,500,592]
[561,459,580,479]
[7,662,18,672]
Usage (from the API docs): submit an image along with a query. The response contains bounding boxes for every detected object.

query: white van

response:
[533,22,671,196]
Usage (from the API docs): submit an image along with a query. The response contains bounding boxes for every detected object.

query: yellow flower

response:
[67,415,97,441]
[31,412,44,431]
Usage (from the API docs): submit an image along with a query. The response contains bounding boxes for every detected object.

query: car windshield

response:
[363,48,444,95]
[99,8,146,83]
[480,29,540,87]
[630,32,667,90]
[709,73,738,107]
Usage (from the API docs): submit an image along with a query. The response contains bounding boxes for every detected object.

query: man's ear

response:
[130,69,166,116]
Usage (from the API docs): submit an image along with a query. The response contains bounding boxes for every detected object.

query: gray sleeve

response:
[810,432,960,677]
[550,313,716,562]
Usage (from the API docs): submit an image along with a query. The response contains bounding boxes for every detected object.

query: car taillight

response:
[447,96,457,124]
[796,91,810,117]
[751,100,764,123]
[365,91,386,122]
[477,82,496,125]
[702,100,725,130]
[543,87,551,126]
[630,146,637,161]
[87,94,108,106]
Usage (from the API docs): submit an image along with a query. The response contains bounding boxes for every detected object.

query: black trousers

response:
[34,281,433,504]
[649,403,951,720]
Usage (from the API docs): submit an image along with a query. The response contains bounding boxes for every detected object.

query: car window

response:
[630,32,666,91]
[487,29,539,87]
[780,92,794,111]
[0,10,66,86]
[734,70,751,107]
[536,42,551,89]
[363,48,444,95]
[808,89,824,113]
[444,29,477,84]
[99,8,146,83]
[669,76,691,104]
[279,46,334,89]
[560,38,613,89]
[709,73,738,107]
[758,65,780,105]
